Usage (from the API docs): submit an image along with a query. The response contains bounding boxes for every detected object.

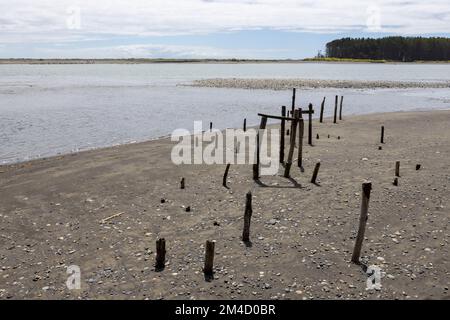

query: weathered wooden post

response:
[320,97,325,123]
[155,238,166,270]
[308,103,313,146]
[243,118,247,132]
[204,240,215,276]
[290,88,296,138]
[381,126,385,143]
[311,161,321,184]
[210,122,213,132]
[284,109,299,177]
[253,116,267,180]
[291,88,296,115]
[297,116,304,168]
[280,106,286,163]
[339,96,343,120]
[242,191,253,242]
[416,164,421,170]
[223,163,231,188]
[180,177,185,189]
[351,181,372,263]
[333,95,338,123]
[395,161,400,177]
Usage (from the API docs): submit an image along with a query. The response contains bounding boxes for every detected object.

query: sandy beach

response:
[0,110,449,300]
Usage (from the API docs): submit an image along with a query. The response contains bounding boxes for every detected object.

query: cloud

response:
[0,0,449,57]
[1,0,449,42]
[28,43,289,59]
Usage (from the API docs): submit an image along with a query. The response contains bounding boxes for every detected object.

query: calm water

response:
[1,63,450,164]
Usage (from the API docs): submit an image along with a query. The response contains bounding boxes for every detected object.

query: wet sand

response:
[0,110,449,300]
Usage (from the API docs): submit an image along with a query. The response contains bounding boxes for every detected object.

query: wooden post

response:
[320,97,325,123]
[333,95,338,124]
[180,177,185,189]
[280,106,286,163]
[253,133,260,180]
[311,161,321,184]
[297,118,304,168]
[243,118,246,132]
[204,240,215,276]
[242,191,253,242]
[290,88,296,139]
[284,110,299,177]
[351,181,372,263]
[416,164,421,170]
[339,96,343,120]
[155,238,166,270]
[308,103,313,146]
[210,122,212,132]
[381,126,385,143]
[253,116,267,180]
[223,163,231,188]
[291,88,296,115]
[395,161,400,177]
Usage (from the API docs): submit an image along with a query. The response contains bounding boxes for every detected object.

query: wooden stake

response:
[311,161,321,184]
[308,103,313,146]
[242,191,253,242]
[320,97,325,123]
[416,164,421,170]
[395,161,400,177]
[339,96,343,120]
[243,118,247,132]
[284,109,299,177]
[393,178,398,186]
[291,88,296,115]
[280,106,286,163]
[223,163,231,188]
[155,238,166,270]
[210,122,213,132]
[381,126,385,144]
[333,95,338,124]
[351,181,372,263]
[253,116,267,180]
[204,240,215,276]
[180,177,185,189]
[297,118,304,168]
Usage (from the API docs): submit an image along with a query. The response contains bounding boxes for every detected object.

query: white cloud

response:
[0,0,449,44]
[31,43,289,59]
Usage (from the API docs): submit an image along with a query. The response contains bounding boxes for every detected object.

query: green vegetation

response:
[326,37,450,62]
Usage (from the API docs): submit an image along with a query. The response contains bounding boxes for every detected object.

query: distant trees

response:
[326,37,450,61]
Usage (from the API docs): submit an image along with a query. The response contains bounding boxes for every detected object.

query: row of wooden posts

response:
[250,90,345,181]
[154,180,373,275]
[157,96,423,277]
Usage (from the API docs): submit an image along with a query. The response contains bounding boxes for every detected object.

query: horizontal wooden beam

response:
[257,113,296,121]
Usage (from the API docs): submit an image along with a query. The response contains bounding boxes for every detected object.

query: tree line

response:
[326,37,450,61]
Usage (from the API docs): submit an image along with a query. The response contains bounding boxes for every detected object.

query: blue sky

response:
[1,0,449,59]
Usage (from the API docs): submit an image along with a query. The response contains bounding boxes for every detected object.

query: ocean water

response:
[1,63,449,164]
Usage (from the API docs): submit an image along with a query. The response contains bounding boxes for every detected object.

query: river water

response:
[1,63,449,164]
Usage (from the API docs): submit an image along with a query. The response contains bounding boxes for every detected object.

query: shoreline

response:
[1,109,448,168]
[1,58,450,65]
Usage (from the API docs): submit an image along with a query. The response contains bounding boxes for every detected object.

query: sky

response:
[0,0,449,59]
